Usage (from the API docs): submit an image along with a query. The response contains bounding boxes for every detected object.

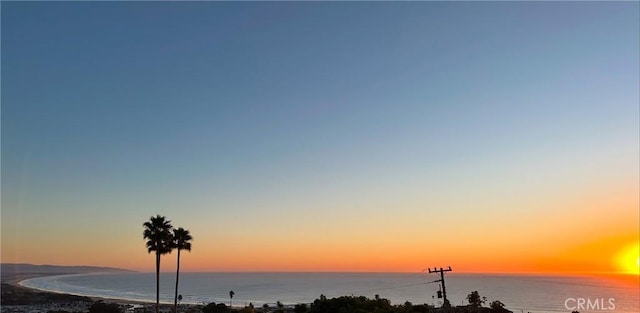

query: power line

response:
[356,282,428,293]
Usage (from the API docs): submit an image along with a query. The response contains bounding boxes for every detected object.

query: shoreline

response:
[3,273,294,313]
[2,272,157,307]
[4,271,638,313]
[2,272,251,312]
[18,275,152,305]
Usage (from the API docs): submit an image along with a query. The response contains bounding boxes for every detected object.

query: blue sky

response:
[2,2,638,272]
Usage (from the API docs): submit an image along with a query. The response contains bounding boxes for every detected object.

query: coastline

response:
[1,271,155,307]
[3,270,638,313]
[16,272,152,304]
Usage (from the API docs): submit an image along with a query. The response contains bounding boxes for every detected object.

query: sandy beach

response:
[1,271,288,313]
[1,271,192,313]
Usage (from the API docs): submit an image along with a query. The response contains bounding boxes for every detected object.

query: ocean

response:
[19,272,639,313]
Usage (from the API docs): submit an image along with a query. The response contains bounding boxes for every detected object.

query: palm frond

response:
[143,215,174,254]
[172,227,193,252]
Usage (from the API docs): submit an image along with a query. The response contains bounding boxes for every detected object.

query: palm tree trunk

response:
[156,252,161,313]
[174,248,181,313]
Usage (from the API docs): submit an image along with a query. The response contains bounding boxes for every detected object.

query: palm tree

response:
[172,227,192,313]
[229,290,235,307]
[143,215,174,313]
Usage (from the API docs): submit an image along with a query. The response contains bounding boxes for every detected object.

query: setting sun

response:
[616,242,640,275]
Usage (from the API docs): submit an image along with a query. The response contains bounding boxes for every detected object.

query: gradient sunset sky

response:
[2,2,638,274]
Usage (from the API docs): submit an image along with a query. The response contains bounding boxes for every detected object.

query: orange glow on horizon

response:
[2,186,636,275]
[615,242,640,275]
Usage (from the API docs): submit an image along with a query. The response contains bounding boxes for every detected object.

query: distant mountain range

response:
[1,263,133,275]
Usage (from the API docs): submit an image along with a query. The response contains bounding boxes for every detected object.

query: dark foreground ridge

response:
[0,263,132,307]
[201,294,515,313]
[1,283,92,305]
[1,288,517,313]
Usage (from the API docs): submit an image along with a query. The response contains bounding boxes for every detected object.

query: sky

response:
[1,2,639,274]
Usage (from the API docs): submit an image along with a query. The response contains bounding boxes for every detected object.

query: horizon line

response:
[4,262,637,276]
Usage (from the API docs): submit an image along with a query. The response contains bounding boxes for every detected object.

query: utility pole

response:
[428,266,452,309]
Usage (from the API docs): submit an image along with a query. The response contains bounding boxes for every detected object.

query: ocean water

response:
[19,272,639,313]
